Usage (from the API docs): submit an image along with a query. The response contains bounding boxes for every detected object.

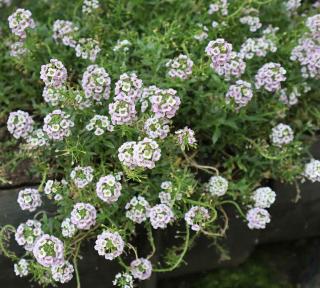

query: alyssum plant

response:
[1,0,320,287]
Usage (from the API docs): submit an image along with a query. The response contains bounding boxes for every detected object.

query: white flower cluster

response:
[255,62,286,92]
[149,204,174,229]
[82,64,111,103]
[0,0,11,8]
[125,196,150,223]
[114,72,143,103]
[82,0,100,14]
[53,20,79,48]
[113,39,132,52]
[40,59,68,88]
[184,206,210,231]
[270,123,294,147]
[61,217,77,238]
[159,191,171,206]
[207,176,228,197]
[246,207,271,229]
[278,87,300,107]
[304,159,320,182]
[239,16,262,32]
[225,80,253,110]
[194,23,208,42]
[25,129,48,150]
[75,38,101,62]
[94,230,124,260]
[112,272,134,288]
[239,36,277,60]
[70,202,97,230]
[51,261,74,283]
[44,179,67,201]
[144,117,170,140]
[9,41,28,57]
[252,187,276,208]
[175,127,197,148]
[208,0,228,16]
[42,86,66,106]
[43,109,74,141]
[285,0,301,15]
[7,110,33,139]
[14,259,29,277]
[8,8,35,39]
[130,258,152,280]
[166,54,193,80]
[70,166,94,188]
[17,188,42,212]
[96,174,122,204]
[86,115,114,136]
[15,220,43,251]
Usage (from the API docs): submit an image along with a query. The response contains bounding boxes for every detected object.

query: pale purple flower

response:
[7,110,33,139]
[70,166,94,189]
[184,206,210,231]
[40,59,68,88]
[51,261,74,283]
[125,196,150,224]
[42,86,66,106]
[239,16,262,32]
[70,202,96,230]
[246,207,271,229]
[44,179,67,201]
[86,114,114,136]
[166,54,193,80]
[208,0,228,16]
[133,138,161,169]
[285,0,301,15]
[175,127,197,148]
[194,24,208,41]
[9,41,28,57]
[149,204,174,229]
[239,36,277,60]
[109,99,137,125]
[139,85,161,113]
[159,192,171,206]
[225,80,253,109]
[75,38,101,62]
[15,220,43,251]
[306,14,320,40]
[278,87,300,106]
[114,72,143,103]
[205,39,233,67]
[270,123,294,147]
[255,62,286,92]
[17,188,42,212]
[94,230,124,260]
[130,258,152,280]
[53,20,79,48]
[61,217,77,238]
[0,0,11,8]
[118,141,138,169]
[96,175,122,204]
[144,117,170,139]
[8,8,35,38]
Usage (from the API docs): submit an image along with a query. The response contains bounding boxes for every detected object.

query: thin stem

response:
[147,225,156,260]
[73,243,81,288]
[182,150,219,175]
[219,200,246,219]
[0,225,18,261]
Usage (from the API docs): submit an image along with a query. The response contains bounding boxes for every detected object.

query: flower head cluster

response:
[115,73,143,103]
[9,41,28,57]
[61,218,77,238]
[130,258,152,280]
[149,204,174,229]
[43,109,74,141]
[175,127,197,148]
[225,80,253,109]
[150,88,181,119]
[206,39,246,80]
[0,0,11,8]
[246,207,271,229]
[159,192,171,206]
[193,24,208,42]
[70,166,94,188]
[17,188,42,212]
[82,0,100,14]
[270,123,294,147]
[207,176,228,197]
[208,0,228,16]
[239,36,277,59]
[109,100,137,125]
[96,175,122,204]
[86,115,114,135]
[51,261,74,283]
[252,187,276,208]
[25,129,48,150]
[53,20,79,48]
[7,110,33,139]
[82,65,111,103]
[40,59,68,88]
[306,14,320,40]
[33,234,64,267]
[144,117,170,139]
[15,220,43,251]
[161,181,173,190]
[42,86,66,106]
[70,202,97,230]
[113,39,132,52]
[8,8,35,38]
[285,0,301,15]
[239,16,262,32]
[184,206,210,231]
[112,272,134,288]
[133,138,161,169]
[166,54,193,80]
[14,259,29,277]
[125,196,150,223]
[140,85,160,113]
[304,159,320,182]
[75,38,101,62]
[278,87,300,106]
[255,62,286,92]
[118,141,138,169]
[44,179,67,201]
[94,230,124,260]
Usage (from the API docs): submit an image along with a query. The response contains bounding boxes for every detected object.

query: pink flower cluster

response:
[43,109,74,141]
[75,38,101,62]
[239,36,277,60]
[255,62,286,92]
[17,188,42,212]
[278,87,300,106]
[144,117,170,139]
[70,166,94,188]
[150,88,181,118]
[25,129,48,150]
[70,202,97,230]
[149,204,174,229]
[118,138,161,170]
[184,206,210,231]
[33,234,64,267]
[51,261,74,283]
[285,0,301,15]
[9,41,28,57]
[246,207,271,229]
[53,20,79,48]
[42,86,66,106]
[166,54,194,80]
[40,59,68,88]
[7,110,33,139]
[96,175,122,204]
[225,80,253,109]
[306,14,320,40]
[175,127,197,148]
[109,100,137,125]
[130,258,152,280]
[82,65,111,103]
[94,230,124,260]
[8,8,35,39]
[86,115,114,135]
[15,220,43,251]
[125,196,150,223]
[270,123,294,147]
[115,73,143,103]
[205,39,246,80]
